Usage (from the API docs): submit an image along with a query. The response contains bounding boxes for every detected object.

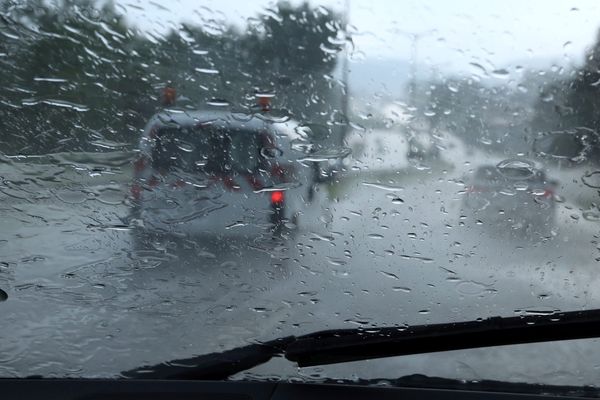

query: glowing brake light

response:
[270,190,284,205]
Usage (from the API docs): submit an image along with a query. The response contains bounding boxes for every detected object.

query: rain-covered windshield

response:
[3,0,600,387]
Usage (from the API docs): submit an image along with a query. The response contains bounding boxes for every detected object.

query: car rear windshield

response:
[151,125,262,175]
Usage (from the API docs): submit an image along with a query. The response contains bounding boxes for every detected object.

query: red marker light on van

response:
[271,190,284,205]
[162,86,176,106]
[131,184,141,200]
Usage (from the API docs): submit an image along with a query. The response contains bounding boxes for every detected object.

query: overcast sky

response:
[116,0,600,76]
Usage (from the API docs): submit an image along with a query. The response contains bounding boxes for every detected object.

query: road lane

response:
[1,158,600,377]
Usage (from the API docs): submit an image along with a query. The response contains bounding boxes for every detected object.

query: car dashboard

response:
[2,379,597,400]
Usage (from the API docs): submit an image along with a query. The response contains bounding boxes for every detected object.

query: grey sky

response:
[116,0,600,74]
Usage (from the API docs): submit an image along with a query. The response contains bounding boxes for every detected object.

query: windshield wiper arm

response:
[123,308,600,380]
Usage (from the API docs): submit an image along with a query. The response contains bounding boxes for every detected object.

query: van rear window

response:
[151,126,263,175]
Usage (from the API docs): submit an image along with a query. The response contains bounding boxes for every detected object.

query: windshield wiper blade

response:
[123,308,600,380]
[122,336,294,380]
[287,308,600,366]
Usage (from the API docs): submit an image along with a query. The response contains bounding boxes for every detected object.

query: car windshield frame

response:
[4,0,600,388]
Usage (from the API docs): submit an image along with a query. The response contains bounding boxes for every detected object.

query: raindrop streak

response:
[515,308,558,316]
[22,98,89,111]
[206,99,230,107]
[400,254,434,263]
[195,67,219,74]
[0,288,7,302]
[362,182,404,191]
[380,271,399,280]
[252,307,271,313]
[469,62,488,76]
[33,77,68,83]
[253,182,301,193]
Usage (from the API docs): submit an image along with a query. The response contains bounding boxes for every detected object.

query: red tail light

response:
[148,175,160,188]
[271,190,284,205]
[131,184,141,200]
[133,157,146,174]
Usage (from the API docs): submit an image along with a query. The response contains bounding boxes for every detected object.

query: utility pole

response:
[340,0,350,146]
[395,29,436,106]
[395,29,436,160]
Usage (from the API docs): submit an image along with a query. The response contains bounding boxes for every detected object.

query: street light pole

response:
[396,29,436,106]
[394,29,436,160]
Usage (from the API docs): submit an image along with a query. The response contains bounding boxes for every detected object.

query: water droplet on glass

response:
[255,108,292,123]
[299,147,352,162]
[541,92,554,102]
[491,68,510,79]
[582,172,600,189]
[496,158,536,179]
[456,281,488,296]
[533,129,589,162]
[583,210,600,221]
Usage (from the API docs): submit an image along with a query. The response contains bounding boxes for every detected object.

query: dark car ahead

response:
[462,161,557,236]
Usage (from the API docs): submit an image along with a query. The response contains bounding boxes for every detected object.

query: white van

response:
[130,109,323,240]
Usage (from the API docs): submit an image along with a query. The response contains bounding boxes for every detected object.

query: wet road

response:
[1,156,600,383]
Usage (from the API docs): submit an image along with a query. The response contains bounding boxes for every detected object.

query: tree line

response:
[0,0,345,154]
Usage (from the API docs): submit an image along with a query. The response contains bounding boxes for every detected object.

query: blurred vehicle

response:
[462,161,557,235]
[130,108,322,240]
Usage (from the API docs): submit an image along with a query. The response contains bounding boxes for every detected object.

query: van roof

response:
[144,109,304,141]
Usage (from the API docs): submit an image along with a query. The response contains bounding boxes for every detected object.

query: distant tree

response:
[0,0,156,153]
[244,2,345,138]
[530,29,600,164]
[0,0,345,154]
